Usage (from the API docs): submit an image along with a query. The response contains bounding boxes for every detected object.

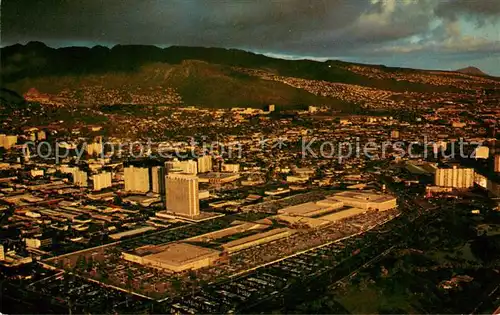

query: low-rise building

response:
[198,172,240,184]
[329,191,397,211]
[122,242,221,272]
[222,164,240,173]
[222,228,294,254]
[265,188,291,196]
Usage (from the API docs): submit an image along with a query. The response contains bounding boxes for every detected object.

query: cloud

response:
[374,37,500,55]
[1,0,366,46]
[1,0,433,51]
[349,0,434,41]
[435,0,500,22]
[1,0,500,74]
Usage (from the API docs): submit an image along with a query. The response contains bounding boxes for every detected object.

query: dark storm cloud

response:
[1,0,500,74]
[0,0,439,56]
[435,0,500,21]
[1,0,427,52]
[1,0,369,50]
[178,0,368,46]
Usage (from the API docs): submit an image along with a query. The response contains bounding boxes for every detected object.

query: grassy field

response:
[337,284,418,314]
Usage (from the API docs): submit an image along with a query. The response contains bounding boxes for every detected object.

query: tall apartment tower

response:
[473,146,489,159]
[0,244,4,261]
[165,159,198,175]
[434,166,474,188]
[2,135,18,150]
[495,155,500,173]
[124,166,150,193]
[166,173,200,217]
[86,140,103,156]
[178,160,197,175]
[197,155,213,173]
[93,172,112,191]
[73,170,88,187]
[37,130,47,141]
[151,166,166,194]
[0,245,5,261]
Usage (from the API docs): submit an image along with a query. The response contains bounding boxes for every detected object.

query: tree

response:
[171,278,182,292]
[113,196,123,205]
[188,270,197,281]
[76,255,87,271]
[86,256,94,272]
[101,272,109,283]
[126,268,134,288]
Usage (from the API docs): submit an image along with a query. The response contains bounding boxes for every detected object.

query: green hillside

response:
[3,42,490,109]
[162,61,350,108]
[5,60,351,108]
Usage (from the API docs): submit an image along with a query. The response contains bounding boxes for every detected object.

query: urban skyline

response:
[1,1,500,314]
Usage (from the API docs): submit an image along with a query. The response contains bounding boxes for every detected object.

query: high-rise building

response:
[197,155,213,173]
[151,166,166,194]
[73,170,88,187]
[27,133,36,142]
[494,155,500,173]
[86,142,103,156]
[166,173,200,217]
[37,130,47,141]
[182,160,198,175]
[124,166,150,193]
[166,159,197,175]
[93,172,112,191]
[0,244,4,261]
[434,166,474,188]
[23,144,31,162]
[165,161,175,172]
[3,135,18,149]
[473,146,489,159]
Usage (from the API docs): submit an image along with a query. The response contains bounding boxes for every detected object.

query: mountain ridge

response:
[456,66,487,76]
[1,42,498,108]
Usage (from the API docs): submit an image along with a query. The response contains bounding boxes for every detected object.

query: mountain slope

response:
[2,43,459,92]
[456,66,487,76]
[166,60,347,108]
[6,59,351,108]
[2,42,498,108]
[0,88,25,105]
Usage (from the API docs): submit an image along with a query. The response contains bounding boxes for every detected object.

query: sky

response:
[2,0,500,75]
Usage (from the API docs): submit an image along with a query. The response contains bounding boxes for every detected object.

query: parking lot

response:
[161,235,368,313]
[27,273,151,314]
[43,200,398,303]
[161,214,401,314]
